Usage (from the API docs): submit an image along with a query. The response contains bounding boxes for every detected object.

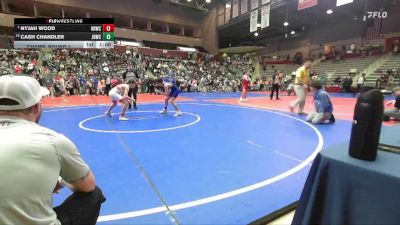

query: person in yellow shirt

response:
[290,61,312,114]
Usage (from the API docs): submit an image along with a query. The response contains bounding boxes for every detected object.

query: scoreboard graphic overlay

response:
[14,18,115,49]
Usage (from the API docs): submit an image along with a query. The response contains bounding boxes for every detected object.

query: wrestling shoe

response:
[119,116,129,121]
[329,114,336,123]
[174,111,183,117]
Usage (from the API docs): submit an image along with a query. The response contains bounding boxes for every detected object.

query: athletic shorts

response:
[109,91,123,102]
[169,87,180,98]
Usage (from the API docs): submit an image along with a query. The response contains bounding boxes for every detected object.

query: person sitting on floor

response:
[383,87,400,121]
[0,75,105,225]
[306,80,335,124]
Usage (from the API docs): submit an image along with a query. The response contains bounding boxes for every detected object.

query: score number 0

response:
[102,24,114,32]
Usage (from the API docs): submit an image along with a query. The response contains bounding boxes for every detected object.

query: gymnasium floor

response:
[41,91,399,225]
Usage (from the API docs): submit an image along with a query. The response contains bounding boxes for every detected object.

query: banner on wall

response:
[262,0,270,5]
[225,3,231,22]
[261,4,270,28]
[250,10,258,32]
[298,0,318,10]
[251,0,259,10]
[366,18,382,40]
[241,0,248,14]
[232,0,239,18]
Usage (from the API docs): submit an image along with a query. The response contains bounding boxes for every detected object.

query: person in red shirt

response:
[31,58,38,66]
[14,64,23,74]
[240,71,251,102]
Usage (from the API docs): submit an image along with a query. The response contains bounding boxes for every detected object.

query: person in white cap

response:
[0,75,105,225]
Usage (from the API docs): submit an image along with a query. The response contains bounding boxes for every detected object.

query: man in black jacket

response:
[128,80,138,110]
[147,78,156,95]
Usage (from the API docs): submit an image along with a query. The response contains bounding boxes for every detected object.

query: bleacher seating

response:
[261,63,299,79]
[367,55,400,87]
[259,56,399,92]
[312,56,378,84]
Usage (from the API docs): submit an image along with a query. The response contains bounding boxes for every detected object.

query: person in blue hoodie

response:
[306,80,335,124]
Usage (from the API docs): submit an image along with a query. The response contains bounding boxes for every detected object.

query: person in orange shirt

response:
[290,61,312,114]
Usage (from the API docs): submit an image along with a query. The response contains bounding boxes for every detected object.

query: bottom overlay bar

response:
[14,41,114,49]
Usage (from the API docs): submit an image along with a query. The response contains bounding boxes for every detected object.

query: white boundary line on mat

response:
[95,103,323,222]
[78,111,201,133]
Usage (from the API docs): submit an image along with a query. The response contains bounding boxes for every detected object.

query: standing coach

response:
[290,60,312,114]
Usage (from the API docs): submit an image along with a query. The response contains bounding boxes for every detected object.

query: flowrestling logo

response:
[367,11,388,19]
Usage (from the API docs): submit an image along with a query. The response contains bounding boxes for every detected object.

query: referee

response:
[128,79,138,110]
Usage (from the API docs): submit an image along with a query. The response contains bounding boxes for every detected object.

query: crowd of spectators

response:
[2,47,398,96]
[0,49,253,97]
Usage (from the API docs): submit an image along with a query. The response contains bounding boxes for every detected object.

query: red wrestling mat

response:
[211,95,359,122]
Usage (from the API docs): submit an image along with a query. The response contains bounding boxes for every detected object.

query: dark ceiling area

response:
[218,0,399,48]
[2,0,203,36]
[161,0,217,12]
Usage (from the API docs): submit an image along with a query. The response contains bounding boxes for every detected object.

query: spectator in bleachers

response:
[393,40,399,55]
[293,52,304,65]
[199,76,208,93]
[377,71,390,89]
[376,73,382,88]
[341,45,347,53]
[14,63,23,74]
[0,49,251,95]
[90,75,98,95]
[383,87,400,121]
[395,70,400,86]
[43,74,55,97]
[334,76,342,85]
[389,74,395,90]
[79,74,87,95]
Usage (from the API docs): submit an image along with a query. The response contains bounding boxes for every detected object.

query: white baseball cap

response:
[0,75,50,110]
